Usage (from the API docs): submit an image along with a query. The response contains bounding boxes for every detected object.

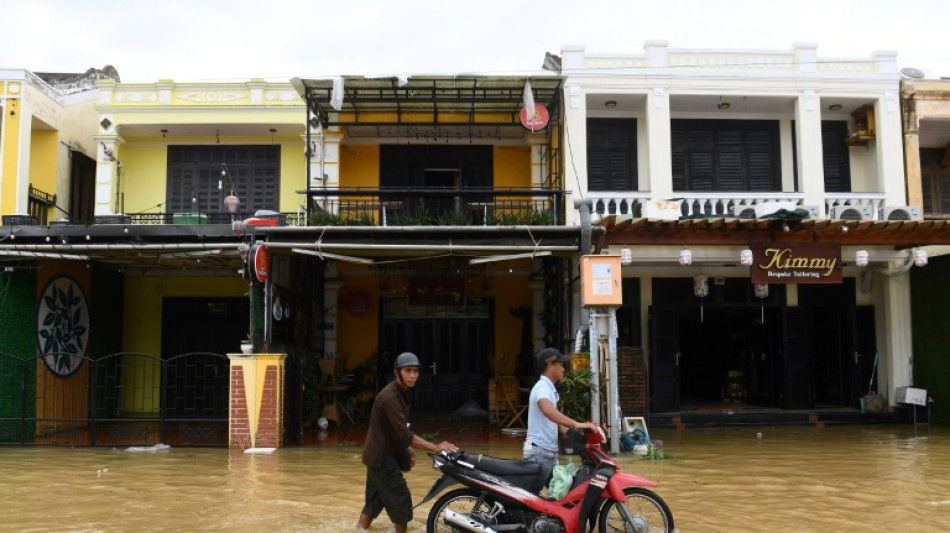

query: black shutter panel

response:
[587,118,637,191]
[822,121,851,192]
[671,120,780,192]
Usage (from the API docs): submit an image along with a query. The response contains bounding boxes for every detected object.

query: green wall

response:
[910,256,950,425]
[0,266,37,441]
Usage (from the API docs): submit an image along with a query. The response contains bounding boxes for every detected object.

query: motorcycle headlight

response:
[432,458,444,471]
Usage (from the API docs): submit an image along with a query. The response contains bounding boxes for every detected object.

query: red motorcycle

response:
[420,427,673,533]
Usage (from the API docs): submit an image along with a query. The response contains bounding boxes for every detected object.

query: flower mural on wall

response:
[36,276,89,377]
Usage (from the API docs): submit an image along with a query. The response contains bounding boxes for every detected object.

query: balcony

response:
[303,187,565,226]
[588,191,890,220]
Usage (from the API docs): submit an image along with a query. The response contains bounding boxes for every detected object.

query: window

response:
[167,146,280,215]
[821,121,851,192]
[671,119,780,191]
[921,148,950,215]
[587,118,637,191]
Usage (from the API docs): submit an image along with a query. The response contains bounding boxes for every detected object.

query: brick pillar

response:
[228,353,287,450]
[618,346,647,416]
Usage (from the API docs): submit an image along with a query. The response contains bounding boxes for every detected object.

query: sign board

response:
[252,244,271,283]
[520,103,549,131]
[581,255,622,307]
[750,244,842,284]
[408,277,464,306]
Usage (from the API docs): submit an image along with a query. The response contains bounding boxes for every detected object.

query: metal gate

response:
[0,351,229,446]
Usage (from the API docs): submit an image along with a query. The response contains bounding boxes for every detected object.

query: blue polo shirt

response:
[525,375,559,452]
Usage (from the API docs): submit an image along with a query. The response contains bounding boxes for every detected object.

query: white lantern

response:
[855,249,869,268]
[754,283,769,299]
[739,248,753,267]
[914,248,929,267]
[679,248,692,266]
[620,248,633,265]
[223,195,240,213]
[693,275,709,298]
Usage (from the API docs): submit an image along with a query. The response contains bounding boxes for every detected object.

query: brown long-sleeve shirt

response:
[361,379,414,471]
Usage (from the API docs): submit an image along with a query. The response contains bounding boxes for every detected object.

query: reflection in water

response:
[1,425,948,532]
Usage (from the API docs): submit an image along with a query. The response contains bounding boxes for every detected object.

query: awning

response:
[291,74,564,139]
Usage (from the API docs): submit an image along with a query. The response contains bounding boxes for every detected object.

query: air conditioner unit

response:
[878,205,921,221]
[829,204,871,221]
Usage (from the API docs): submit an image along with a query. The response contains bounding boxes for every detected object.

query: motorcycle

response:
[420,427,673,533]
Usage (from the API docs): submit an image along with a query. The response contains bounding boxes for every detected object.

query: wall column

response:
[902,101,923,209]
[228,352,287,450]
[91,132,123,216]
[880,273,913,405]
[795,90,826,211]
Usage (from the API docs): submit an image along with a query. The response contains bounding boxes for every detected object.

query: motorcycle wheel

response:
[597,487,674,533]
[426,488,496,533]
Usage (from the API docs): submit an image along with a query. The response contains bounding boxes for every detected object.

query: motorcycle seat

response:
[458,453,542,478]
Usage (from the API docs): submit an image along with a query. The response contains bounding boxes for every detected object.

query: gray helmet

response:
[394,352,421,371]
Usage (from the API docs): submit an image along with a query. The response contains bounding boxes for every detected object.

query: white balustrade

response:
[825,193,886,220]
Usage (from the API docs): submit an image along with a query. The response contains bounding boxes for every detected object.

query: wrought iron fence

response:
[305,187,565,226]
[0,351,230,447]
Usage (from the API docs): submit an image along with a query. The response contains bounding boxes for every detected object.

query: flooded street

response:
[2,424,948,532]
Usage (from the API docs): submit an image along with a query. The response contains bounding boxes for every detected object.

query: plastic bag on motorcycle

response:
[547,462,576,500]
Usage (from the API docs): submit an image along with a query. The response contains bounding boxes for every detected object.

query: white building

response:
[559,42,943,419]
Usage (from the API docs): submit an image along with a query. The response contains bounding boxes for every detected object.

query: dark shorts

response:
[361,459,413,525]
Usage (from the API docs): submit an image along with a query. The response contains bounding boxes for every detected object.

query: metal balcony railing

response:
[304,187,566,226]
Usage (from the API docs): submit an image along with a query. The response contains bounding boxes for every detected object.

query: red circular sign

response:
[252,244,270,283]
[520,103,549,131]
[345,291,372,317]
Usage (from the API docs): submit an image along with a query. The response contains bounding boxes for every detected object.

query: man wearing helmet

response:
[356,352,459,533]
[524,347,598,493]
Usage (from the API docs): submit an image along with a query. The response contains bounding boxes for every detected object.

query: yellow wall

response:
[29,130,58,194]
[339,144,380,188]
[334,144,531,189]
[117,144,167,213]
[335,266,381,366]
[1,96,21,215]
[493,146,531,188]
[117,142,304,213]
[121,275,248,414]
[488,260,534,371]
[334,259,534,373]
[279,142,307,211]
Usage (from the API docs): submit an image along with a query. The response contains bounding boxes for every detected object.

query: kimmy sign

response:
[750,244,842,284]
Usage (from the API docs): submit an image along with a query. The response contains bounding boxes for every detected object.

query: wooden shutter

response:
[167,146,280,214]
[671,120,780,192]
[587,118,637,191]
[821,121,851,192]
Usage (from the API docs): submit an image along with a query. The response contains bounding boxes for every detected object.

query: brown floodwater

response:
[2,424,948,532]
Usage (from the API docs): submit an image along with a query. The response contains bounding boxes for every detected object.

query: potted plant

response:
[240,335,253,354]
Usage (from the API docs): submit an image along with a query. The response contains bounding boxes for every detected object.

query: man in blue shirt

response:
[523,347,598,494]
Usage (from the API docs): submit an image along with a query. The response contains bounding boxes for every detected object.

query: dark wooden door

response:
[650,306,680,413]
[782,307,814,409]
[380,318,492,414]
[847,306,877,405]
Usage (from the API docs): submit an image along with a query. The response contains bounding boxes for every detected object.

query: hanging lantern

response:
[693,275,709,298]
[855,249,869,268]
[679,247,692,266]
[223,195,241,213]
[739,248,753,267]
[754,283,769,299]
[619,248,633,265]
[914,248,929,267]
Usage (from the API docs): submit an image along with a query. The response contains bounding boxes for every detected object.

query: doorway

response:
[380,300,493,414]
[161,297,248,417]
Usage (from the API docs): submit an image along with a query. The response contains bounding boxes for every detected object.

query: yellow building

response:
[1,71,579,445]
